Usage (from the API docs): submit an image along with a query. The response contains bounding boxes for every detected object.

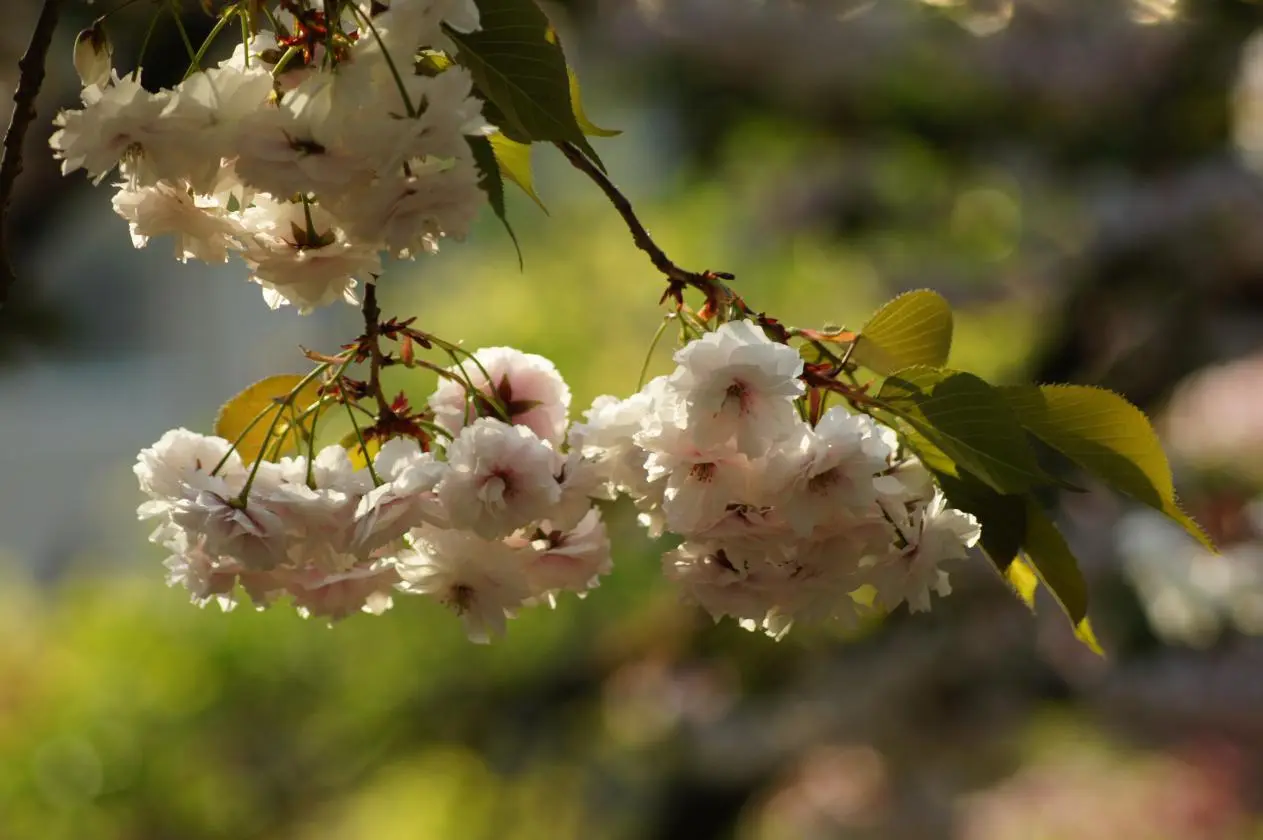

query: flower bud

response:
[73,22,112,89]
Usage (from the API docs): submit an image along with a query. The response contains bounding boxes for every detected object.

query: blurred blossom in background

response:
[5,0,1263,837]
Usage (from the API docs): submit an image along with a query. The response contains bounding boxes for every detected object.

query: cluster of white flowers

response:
[572,319,982,639]
[137,327,983,640]
[53,0,491,313]
[135,347,613,640]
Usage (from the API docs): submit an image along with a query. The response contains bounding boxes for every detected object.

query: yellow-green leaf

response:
[339,431,382,472]
[1020,498,1104,656]
[1004,557,1039,609]
[1001,384,1214,551]
[214,374,322,464]
[569,68,620,137]
[415,50,454,75]
[544,20,619,137]
[894,423,958,478]
[852,290,953,374]
[490,133,547,211]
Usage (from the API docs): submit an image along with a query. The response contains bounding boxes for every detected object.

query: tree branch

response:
[554,141,736,307]
[361,281,394,418]
[0,0,63,311]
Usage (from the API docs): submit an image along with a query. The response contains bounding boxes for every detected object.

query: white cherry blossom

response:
[639,419,755,535]
[333,155,484,259]
[134,427,246,504]
[437,418,562,539]
[237,197,381,313]
[667,319,804,455]
[523,507,613,599]
[111,180,242,263]
[396,524,533,643]
[759,408,893,538]
[867,491,981,613]
[352,439,450,553]
[51,73,167,185]
[429,347,572,445]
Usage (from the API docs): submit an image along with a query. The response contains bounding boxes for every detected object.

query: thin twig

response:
[0,0,62,311]
[554,141,732,302]
[361,281,394,418]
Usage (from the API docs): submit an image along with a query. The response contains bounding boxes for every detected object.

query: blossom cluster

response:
[572,320,982,639]
[53,0,491,313]
[135,347,613,639]
[137,324,982,640]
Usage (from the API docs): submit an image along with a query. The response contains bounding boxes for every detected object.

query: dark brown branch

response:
[0,0,63,311]
[361,282,394,417]
[554,141,735,307]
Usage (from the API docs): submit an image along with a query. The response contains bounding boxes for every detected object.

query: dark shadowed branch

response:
[361,281,394,418]
[0,0,63,312]
[554,140,735,306]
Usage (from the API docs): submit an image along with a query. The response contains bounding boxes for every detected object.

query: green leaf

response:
[852,290,953,374]
[927,438,1103,653]
[1001,385,1214,551]
[466,135,506,218]
[1020,498,1104,655]
[214,374,321,464]
[446,0,602,166]
[467,134,523,267]
[931,468,1049,613]
[932,466,1098,651]
[880,368,1054,494]
[932,469,1026,569]
[568,68,619,137]
[489,132,547,211]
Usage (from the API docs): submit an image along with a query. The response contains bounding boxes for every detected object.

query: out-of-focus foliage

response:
[6,0,1263,837]
[0,143,1251,835]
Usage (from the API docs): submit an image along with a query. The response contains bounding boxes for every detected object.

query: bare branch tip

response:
[0,0,64,312]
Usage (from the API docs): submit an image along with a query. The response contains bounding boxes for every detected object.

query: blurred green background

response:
[4,0,1263,837]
